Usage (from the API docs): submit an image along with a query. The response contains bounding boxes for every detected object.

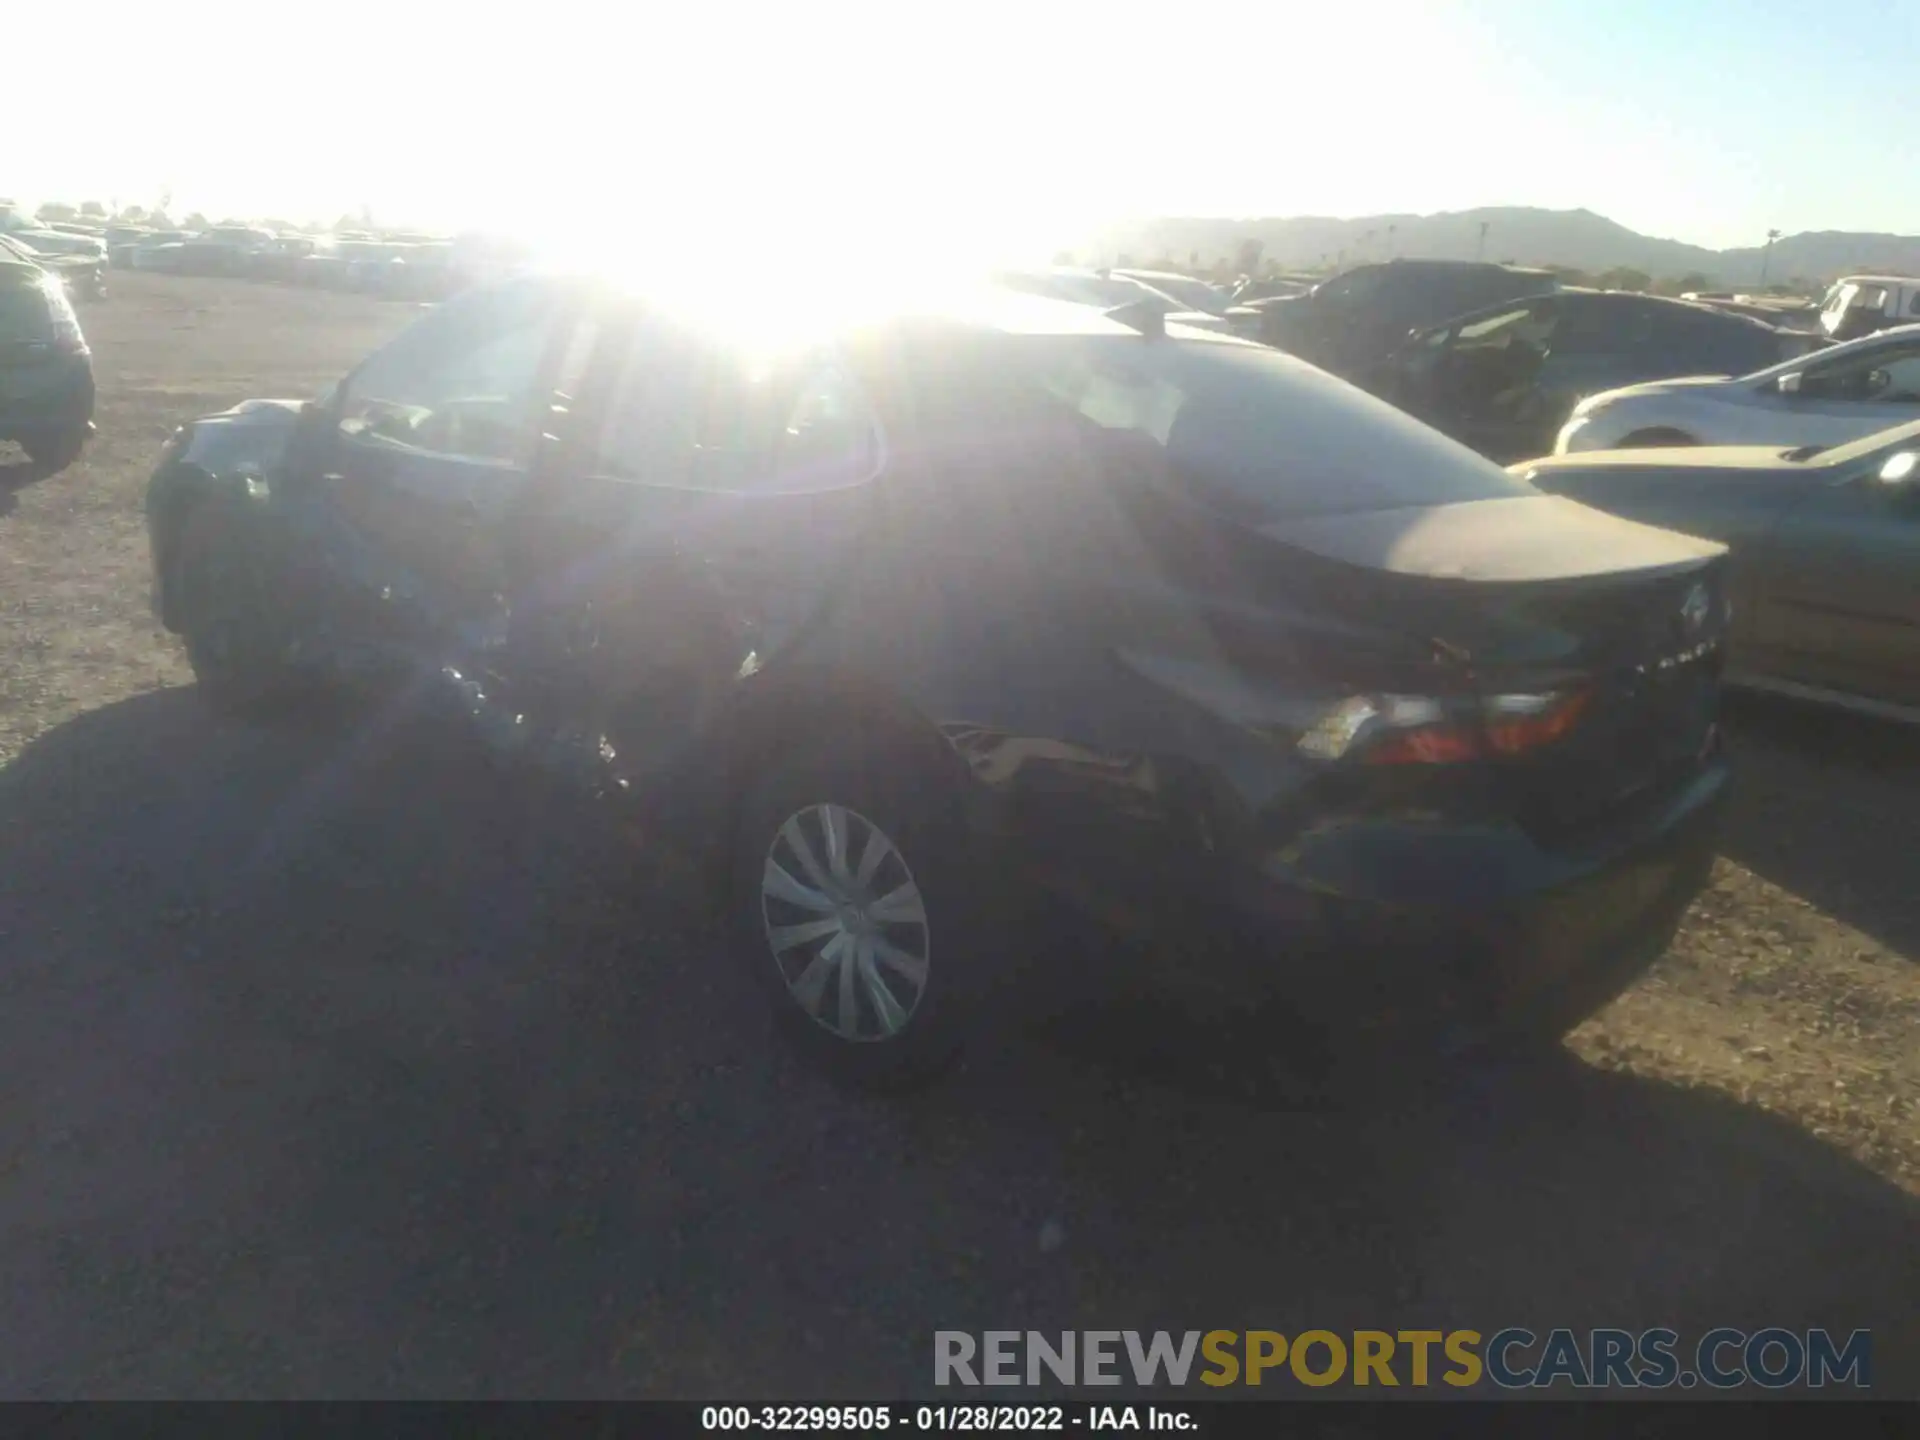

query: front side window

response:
[337,281,562,465]
[1866,348,1920,401]
[594,324,881,494]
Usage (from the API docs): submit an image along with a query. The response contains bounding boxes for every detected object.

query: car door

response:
[1407,298,1558,457]
[1510,295,1653,459]
[309,277,581,640]
[499,307,882,787]
[1770,334,1920,446]
[1289,265,1388,374]
[1749,446,1920,705]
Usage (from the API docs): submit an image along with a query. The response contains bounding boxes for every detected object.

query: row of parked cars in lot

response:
[1005,259,1920,460]
[0,207,501,303]
[122,254,1920,1091]
[104,223,474,300]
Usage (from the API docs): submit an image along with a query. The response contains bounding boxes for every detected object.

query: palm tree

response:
[1759,229,1783,286]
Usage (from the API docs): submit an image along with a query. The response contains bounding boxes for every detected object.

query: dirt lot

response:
[1,272,1915,1398]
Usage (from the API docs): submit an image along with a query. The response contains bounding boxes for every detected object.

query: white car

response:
[1555,323,1920,454]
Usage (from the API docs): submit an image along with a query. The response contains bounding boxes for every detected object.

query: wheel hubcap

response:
[760,803,930,1042]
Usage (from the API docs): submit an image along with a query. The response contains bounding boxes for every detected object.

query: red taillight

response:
[1302,688,1591,766]
[1363,725,1484,766]
[1485,689,1591,755]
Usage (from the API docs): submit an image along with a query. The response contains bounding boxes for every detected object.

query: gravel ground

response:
[0,273,1915,1399]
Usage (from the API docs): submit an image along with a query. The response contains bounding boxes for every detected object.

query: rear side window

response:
[1315,267,1387,306]
[1019,336,1533,520]
[1644,307,1778,374]
[1454,303,1543,347]
[1542,297,1634,357]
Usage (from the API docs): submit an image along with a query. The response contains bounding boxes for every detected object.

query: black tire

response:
[174,502,306,720]
[22,425,87,476]
[1619,428,1696,448]
[728,730,990,1092]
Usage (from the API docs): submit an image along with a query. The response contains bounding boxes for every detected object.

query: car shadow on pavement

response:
[1720,692,1920,963]
[0,456,40,514]
[0,686,1915,1399]
[0,443,70,513]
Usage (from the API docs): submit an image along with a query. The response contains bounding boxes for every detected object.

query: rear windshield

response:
[1011,335,1534,520]
[0,279,55,339]
[1120,273,1228,315]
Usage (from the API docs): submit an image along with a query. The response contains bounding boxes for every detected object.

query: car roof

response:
[1351,258,1550,276]
[583,272,1227,344]
[1430,287,1778,332]
[1835,274,1914,287]
[0,257,48,286]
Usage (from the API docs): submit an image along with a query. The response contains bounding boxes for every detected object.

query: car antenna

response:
[1105,299,1166,338]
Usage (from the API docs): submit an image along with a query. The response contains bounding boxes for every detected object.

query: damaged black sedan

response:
[145,276,1731,1087]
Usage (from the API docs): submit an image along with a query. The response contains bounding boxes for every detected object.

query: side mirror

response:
[286,395,339,472]
[1776,372,1803,395]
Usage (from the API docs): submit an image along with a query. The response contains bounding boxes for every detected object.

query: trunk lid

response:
[1170,493,1728,846]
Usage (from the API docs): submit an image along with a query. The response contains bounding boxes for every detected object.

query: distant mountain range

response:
[1085,208,1920,288]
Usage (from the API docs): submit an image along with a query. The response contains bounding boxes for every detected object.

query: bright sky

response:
[8,0,1917,261]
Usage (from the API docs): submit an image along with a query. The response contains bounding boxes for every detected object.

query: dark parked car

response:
[992,267,1239,334]
[1516,419,1920,721]
[168,226,276,277]
[122,230,193,270]
[1379,290,1806,462]
[0,260,94,473]
[0,232,106,301]
[1109,268,1265,338]
[1230,274,1317,303]
[1251,259,1560,381]
[145,277,1729,1087]
[246,235,318,284]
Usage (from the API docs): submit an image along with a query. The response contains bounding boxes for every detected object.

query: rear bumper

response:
[1211,759,1729,1049]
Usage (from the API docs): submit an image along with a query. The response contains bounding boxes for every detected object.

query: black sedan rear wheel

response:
[22,425,88,476]
[729,735,989,1091]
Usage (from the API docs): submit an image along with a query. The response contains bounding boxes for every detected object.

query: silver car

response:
[1557,323,1920,454]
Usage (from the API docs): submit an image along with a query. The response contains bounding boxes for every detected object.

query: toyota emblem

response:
[1679,582,1712,636]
